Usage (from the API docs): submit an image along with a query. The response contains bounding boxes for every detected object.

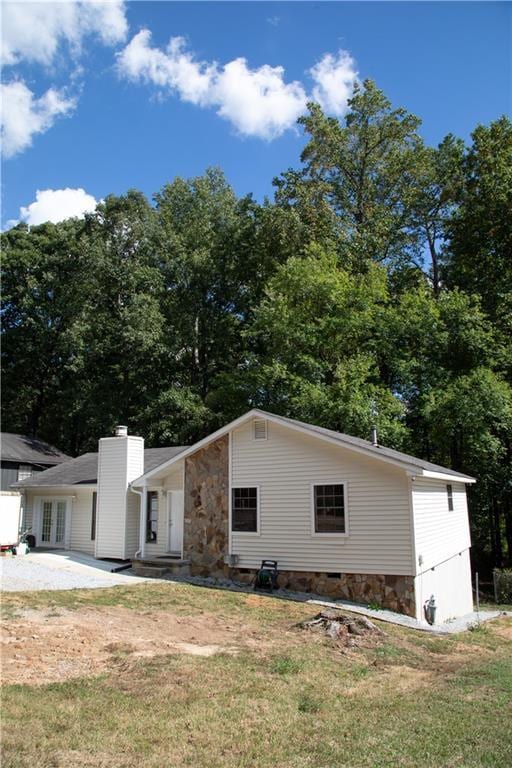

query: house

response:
[14,411,476,623]
[1,433,70,491]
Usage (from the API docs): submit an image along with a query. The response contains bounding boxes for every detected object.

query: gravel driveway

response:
[0,550,151,591]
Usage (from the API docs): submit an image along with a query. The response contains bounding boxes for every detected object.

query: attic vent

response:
[253,419,267,440]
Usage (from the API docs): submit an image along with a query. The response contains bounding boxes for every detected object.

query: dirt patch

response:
[492,621,512,641]
[345,665,435,697]
[1,606,261,685]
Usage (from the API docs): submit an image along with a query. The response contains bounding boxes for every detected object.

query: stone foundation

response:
[231,568,415,617]
[183,435,229,579]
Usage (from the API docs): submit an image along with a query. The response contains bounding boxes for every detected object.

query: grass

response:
[2,583,512,768]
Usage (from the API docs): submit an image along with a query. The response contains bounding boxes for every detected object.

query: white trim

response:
[228,431,233,555]
[231,485,260,536]
[310,481,349,538]
[141,482,147,559]
[421,470,476,484]
[180,462,185,560]
[407,477,418,578]
[33,495,72,548]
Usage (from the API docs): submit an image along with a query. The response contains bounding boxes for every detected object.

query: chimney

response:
[95,427,144,559]
[370,425,378,446]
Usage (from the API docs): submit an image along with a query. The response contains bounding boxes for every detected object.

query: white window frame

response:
[231,485,260,536]
[310,481,349,538]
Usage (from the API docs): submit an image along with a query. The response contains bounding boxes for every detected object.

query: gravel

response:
[0,551,151,592]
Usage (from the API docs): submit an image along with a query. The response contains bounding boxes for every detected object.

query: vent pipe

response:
[115,425,128,437]
[370,425,378,446]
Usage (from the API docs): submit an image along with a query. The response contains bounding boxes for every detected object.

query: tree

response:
[407,136,464,295]
[275,80,423,273]
[229,244,408,446]
[443,117,512,324]
[1,220,89,451]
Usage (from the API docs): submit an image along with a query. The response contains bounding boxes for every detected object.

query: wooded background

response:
[2,82,511,573]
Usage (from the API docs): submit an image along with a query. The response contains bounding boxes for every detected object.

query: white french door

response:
[167,491,184,555]
[40,499,68,547]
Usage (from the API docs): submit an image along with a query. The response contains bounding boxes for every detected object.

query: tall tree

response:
[1,220,88,450]
[443,117,512,330]
[275,80,423,272]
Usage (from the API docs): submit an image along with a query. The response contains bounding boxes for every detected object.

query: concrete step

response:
[132,558,191,578]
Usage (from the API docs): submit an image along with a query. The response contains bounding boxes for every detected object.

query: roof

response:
[13,446,187,489]
[134,409,476,485]
[1,433,70,466]
[273,413,476,481]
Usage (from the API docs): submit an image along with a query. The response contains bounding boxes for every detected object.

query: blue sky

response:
[2,1,510,227]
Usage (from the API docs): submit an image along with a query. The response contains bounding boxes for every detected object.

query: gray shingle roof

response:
[266,412,475,481]
[1,433,70,466]
[13,446,187,488]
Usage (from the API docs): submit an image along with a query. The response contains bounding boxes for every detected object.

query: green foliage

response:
[1,95,511,572]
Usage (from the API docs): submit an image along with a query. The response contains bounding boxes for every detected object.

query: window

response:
[17,464,33,482]
[313,484,346,534]
[232,487,258,532]
[146,491,158,542]
[91,492,97,540]
[447,484,454,511]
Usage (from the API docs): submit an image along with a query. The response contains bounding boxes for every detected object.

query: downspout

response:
[129,484,144,559]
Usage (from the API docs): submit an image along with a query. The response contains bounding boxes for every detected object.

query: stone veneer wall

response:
[231,568,416,617]
[183,435,229,578]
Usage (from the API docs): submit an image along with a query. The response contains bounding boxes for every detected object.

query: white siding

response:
[22,487,96,554]
[412,478,471,573]
[144,463,184,558]
[414,549,473,623]
[96,436,144,559]
[69,489,96,554]
[231,420,413,574]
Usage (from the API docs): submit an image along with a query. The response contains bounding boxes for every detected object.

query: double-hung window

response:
[231,487,259,533]
[313,483,346,534]
[447,484,454,511]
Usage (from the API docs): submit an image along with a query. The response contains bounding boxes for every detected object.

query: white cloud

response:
[310,51,358,116]
[214,59,307,139]
[1,81,77,157]
[117,30,310,140]
[118,31,358,139]
[118,31,215,105]
[2,0,128,66]
[19,188,98,225]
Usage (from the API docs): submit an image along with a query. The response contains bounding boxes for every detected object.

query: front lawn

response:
[2,582,511,768]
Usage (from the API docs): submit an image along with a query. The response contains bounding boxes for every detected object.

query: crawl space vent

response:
[253,419,267,440]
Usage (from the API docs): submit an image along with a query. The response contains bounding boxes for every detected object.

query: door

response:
[167,491,184,555]
[40,500,67,547]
